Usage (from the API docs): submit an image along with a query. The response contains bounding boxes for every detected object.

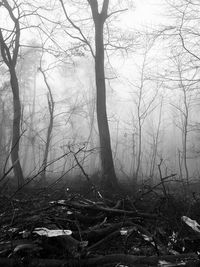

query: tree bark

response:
[88,0,118,191]
[10,67,24,187]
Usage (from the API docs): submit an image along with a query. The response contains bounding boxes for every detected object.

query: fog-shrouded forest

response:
[2,1,200,266]
[1,0,200,194]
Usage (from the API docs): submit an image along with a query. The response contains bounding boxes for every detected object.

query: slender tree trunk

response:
[182,89,189,184]
[130,133,136,176]
[149,97,163,181]
[41,93,54,183]
[23,68,37,172]
[178,65,189,185]
[10,67,24,187]
[89,0,118,191]
[40,68,54,183]
[134,52,146,183]
[0,0,24,188]
[135,121,142,182]
[135,77,143,183]
[0,102,6,175]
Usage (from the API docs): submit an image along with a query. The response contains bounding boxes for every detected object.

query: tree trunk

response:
[89,0,118,191]
[40,68,54,184]
[135,121,141,183]
[59,0,118,192]
[10,67,24,187]
[0,0,24,188]
[149,98,163,182]
[41,93,54,183]
[182,87,189,185]
[23,67,37,173]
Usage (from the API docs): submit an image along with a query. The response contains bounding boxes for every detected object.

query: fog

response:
[0,0,200,189]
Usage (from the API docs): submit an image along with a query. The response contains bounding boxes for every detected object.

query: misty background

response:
[0,0,200,189]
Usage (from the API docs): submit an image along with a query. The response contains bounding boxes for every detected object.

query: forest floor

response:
[0,179,200,267]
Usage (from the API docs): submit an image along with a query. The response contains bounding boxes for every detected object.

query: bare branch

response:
[179,32,200,61]
[107,8,128,18]
[59,0,95,57]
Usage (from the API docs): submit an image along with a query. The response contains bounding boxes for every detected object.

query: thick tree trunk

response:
[90,1,118,191]
[10,67,24,187]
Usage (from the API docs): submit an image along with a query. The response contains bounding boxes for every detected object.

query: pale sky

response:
[123,0,165,28]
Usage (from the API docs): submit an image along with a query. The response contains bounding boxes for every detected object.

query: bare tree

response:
[0,0,24,187]
[18,44,40,174]
[149,96,163,181]
[58,0,130,191]
[0,81,12,175]
[87,0,118,190]
[39,65,55,183]
[130,39,158,183]
[158,0,200,184]
[168,54,197,185]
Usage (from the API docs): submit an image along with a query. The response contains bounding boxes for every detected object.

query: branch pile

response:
[0,188,199,267]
